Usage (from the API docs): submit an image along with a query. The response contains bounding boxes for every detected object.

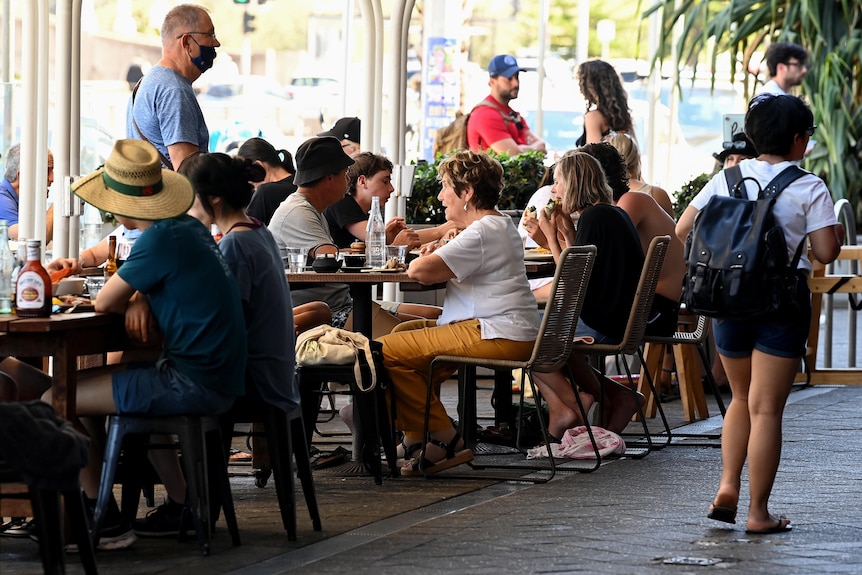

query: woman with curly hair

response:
[575,59,634,146]
[379,150,540,475]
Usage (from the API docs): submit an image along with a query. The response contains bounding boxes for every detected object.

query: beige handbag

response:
[295,325,377,391]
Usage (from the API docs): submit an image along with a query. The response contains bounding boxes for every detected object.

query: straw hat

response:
[72,139,194,221]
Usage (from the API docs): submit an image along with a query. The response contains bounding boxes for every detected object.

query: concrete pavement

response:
[3,382,862,574]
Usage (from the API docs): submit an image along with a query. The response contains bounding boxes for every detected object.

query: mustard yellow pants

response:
[378,319,534,433]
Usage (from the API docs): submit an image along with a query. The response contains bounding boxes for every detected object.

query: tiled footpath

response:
[3,384,862,574]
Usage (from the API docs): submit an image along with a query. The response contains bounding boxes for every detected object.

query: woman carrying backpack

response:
[676,94,843,534]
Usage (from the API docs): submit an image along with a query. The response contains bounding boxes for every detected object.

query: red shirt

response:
[466,96,530,151]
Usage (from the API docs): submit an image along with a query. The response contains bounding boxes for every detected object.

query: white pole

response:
[69,0,83,259]
[54,1,72,259]
[19,1,37,242]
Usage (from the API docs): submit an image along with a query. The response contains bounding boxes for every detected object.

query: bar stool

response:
[296,341,397,484]
[93,414,240,556]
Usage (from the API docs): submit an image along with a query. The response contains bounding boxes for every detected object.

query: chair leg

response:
[697,342,727,417]
[266,409,298,540]
[176,421,210,555]
[205,427,240,547]
[290,413,322,531]
[30,488,64,575]
[65,488,98,575]
[93,417,127,548]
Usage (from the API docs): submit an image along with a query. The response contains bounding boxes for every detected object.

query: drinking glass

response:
[284,247,308,273]
[385,245,407,266]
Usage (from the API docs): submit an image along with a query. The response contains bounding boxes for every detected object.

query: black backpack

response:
[683,164,807,319]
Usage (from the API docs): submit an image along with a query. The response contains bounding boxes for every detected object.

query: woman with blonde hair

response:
[604,131,674,216]
[576,59,634,145]
[531,152,645,438]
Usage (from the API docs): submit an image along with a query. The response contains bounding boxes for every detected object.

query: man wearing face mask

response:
[126,4,219,170]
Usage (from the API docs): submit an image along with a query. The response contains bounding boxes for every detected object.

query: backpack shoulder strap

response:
[472,99,513,124]
[723,165,744,198]
[760,164,807,199]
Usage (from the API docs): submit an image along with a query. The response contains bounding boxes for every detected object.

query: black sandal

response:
[396,439,423,463]
[401,432,473,476]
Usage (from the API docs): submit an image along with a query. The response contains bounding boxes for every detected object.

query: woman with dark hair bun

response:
[180,152,331,340]
[575,59,634,146]
[236,137,297,225]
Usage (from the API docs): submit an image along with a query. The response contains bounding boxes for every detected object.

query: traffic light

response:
[243,11,256,33]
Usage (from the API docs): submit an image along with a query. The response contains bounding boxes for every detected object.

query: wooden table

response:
[0,312,128,420]
[799,245,862,384]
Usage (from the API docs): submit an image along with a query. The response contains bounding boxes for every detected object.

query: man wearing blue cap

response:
[466,54,546,155]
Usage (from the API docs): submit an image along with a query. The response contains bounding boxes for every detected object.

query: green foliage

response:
[643,0,862,229]
[406,151,548,225]
[673,172,711,221]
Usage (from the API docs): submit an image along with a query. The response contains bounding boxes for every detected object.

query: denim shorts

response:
[713,288,812,359]
[112,356,235,416]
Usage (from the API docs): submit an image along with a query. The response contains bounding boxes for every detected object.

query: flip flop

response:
[745,516,792,534]
[707,504,737,525]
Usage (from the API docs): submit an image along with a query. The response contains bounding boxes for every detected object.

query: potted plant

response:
[407,150,547,225]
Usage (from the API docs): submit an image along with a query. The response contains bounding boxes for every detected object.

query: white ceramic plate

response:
[524,250,554,261]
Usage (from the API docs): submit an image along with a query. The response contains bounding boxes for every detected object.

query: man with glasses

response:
[758,42,808,96]
[126,4,220,170]
[466,54,546,155]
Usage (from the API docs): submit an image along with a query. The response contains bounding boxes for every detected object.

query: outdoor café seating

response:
[93,414,240,556]
[416,245,600,481]
[570,235,671,455]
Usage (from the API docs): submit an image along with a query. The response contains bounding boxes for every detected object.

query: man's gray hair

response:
[2,144,20,183]
[160,4,207,45]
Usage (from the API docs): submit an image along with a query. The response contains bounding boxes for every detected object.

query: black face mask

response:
[188,36,216,73]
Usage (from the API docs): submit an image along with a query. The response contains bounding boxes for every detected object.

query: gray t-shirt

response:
[218,224,299,412]
[268,192,352,318]
[126,65,209,165]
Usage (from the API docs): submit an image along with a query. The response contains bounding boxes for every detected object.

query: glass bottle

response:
[366,196,386,268]
[0,221,14,314]
[10,237,25,310]
[16,239,52,318]
[104,235,118,278]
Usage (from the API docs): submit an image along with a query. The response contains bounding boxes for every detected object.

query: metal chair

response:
[418,245,598,482]
[295,341,398,484]
[570,235,672,455]
[221,399,321,540]
[637,314,727,445]
[93,414,240,556]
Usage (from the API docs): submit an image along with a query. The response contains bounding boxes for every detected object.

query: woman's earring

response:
[463,202,468,212]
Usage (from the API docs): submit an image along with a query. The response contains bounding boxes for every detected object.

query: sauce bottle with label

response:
[15,239,52,318]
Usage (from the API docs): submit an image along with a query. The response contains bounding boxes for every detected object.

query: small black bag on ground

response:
[683,164,807,320]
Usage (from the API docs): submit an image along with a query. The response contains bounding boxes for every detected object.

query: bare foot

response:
[604,389,646,434]
[745,514,792,534]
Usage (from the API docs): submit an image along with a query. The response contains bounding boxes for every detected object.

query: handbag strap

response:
[131,78,175,171]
